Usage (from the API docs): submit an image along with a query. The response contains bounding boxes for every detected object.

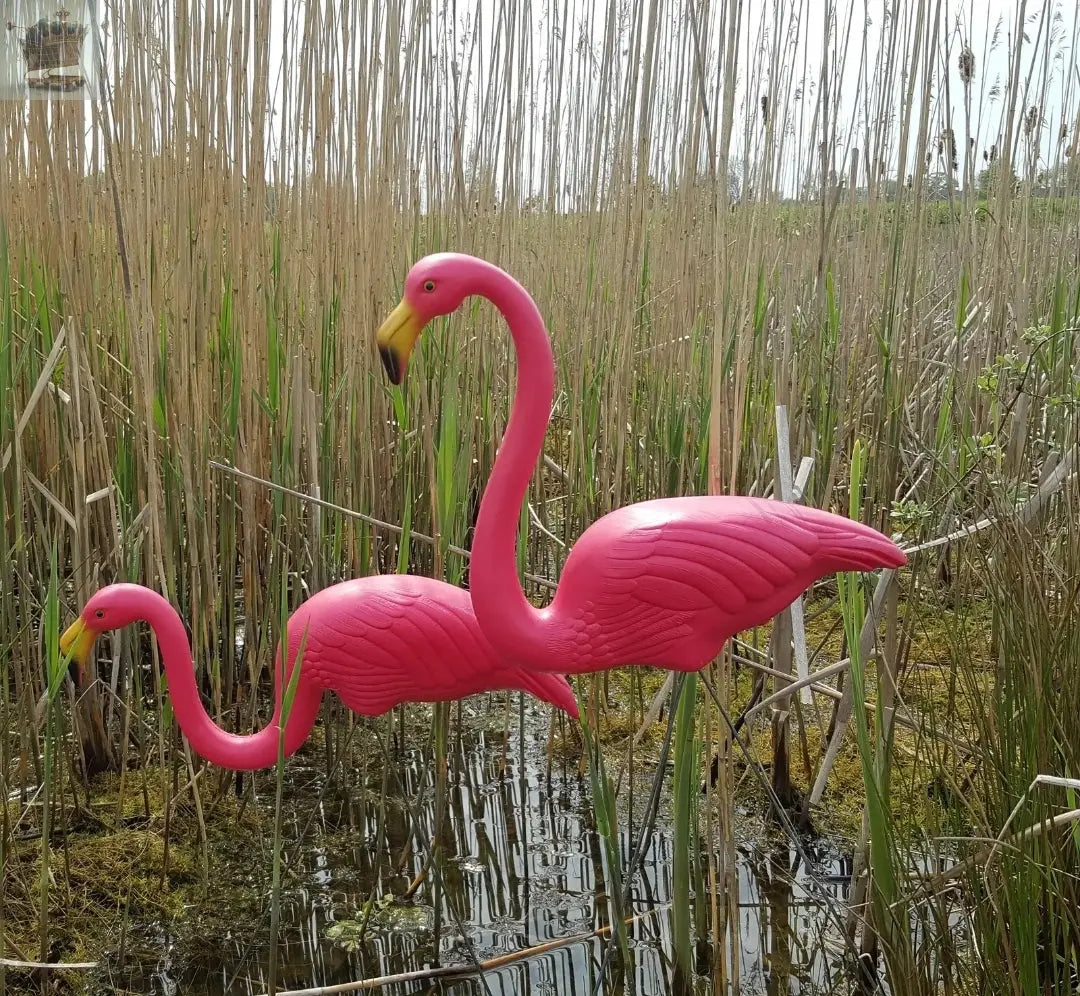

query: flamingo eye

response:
[423,280,436,292]
[95,610,105,619]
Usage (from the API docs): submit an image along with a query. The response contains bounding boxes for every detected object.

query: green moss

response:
[567,584,997,843]
[1,752,312,979]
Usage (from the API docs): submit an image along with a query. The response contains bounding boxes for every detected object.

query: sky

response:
[2,1,1077,201]
[259,0,1078,201]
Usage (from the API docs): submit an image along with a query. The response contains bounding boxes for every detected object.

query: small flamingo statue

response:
[60,576,579,771]
[376,253,907,675]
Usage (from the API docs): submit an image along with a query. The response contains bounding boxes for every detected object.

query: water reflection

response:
[106,704,871,996]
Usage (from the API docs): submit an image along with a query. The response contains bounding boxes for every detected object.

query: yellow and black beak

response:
[375,299,424,386]
[60,617,99,687]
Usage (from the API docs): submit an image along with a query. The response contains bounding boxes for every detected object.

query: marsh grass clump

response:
[941,500,1080,992]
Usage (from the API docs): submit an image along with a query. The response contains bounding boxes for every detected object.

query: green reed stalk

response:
[37,545,70,966]
[841,440,918,989]
[671,672,699,984]
[268,565,306,996]
[580,702,630,970]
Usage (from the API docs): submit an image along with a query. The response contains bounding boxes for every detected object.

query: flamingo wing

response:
[287,577,577,716]
[545,496,905,673]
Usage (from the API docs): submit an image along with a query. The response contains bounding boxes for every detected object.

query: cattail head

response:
[958,47,975,85]
[939,128,958,172]
[1024,105,1039,136]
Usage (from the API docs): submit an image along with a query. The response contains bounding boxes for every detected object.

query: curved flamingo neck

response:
[127,586,320,771]
[466,261,557,665]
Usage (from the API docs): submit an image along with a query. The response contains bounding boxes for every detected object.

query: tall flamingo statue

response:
[376,253,907,675]
[60,577,579,772]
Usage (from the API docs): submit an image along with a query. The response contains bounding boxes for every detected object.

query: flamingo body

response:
[282,574,579,712]
[534,495,906,674]
[376,252,908,677]
[61,576,578,772]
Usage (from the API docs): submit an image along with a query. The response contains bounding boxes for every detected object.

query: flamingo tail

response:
[512,667,580,719]
[801,511,908,574]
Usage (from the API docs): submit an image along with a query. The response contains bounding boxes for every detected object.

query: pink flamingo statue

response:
[60,576,579,772]
[376,253,907,675]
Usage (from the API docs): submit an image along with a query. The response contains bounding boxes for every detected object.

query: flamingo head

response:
[60,585,140,687]
[376,253,475,385]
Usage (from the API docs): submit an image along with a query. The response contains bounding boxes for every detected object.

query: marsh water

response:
[68,693,902,996]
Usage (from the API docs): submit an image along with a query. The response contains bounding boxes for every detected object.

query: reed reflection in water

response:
[117,707,862,996]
